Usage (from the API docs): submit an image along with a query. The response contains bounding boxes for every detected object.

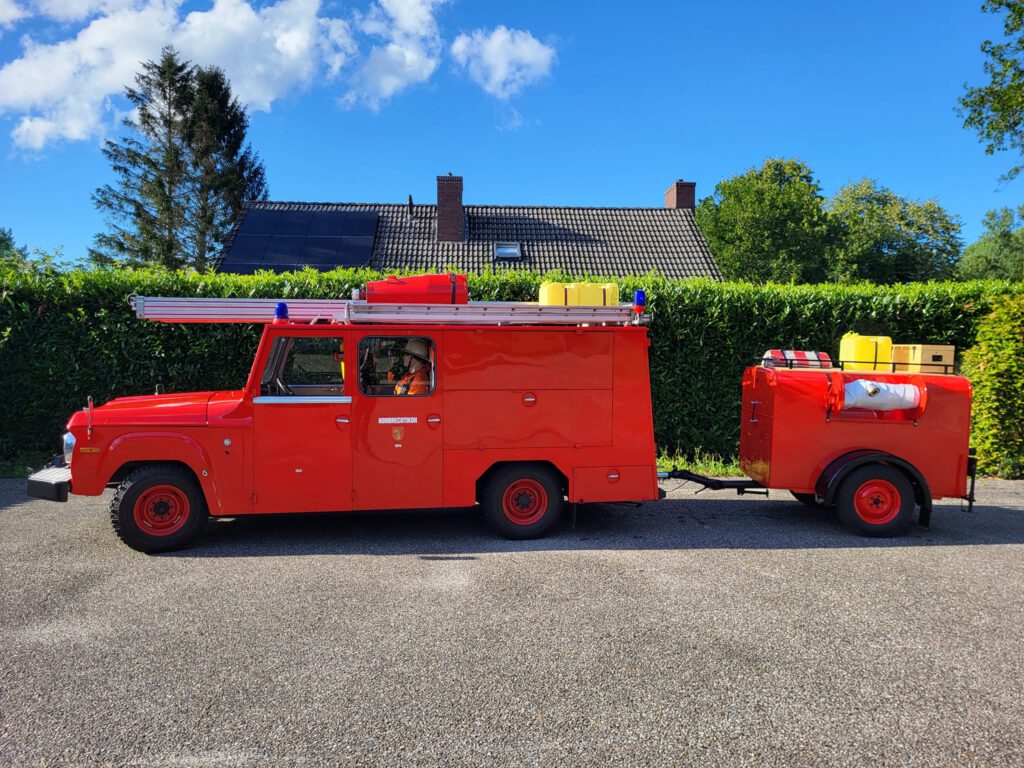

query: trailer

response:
[27,274,976,552]
[668,360,976,537]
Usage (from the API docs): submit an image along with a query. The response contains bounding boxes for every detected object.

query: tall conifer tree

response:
[91,46,267,269]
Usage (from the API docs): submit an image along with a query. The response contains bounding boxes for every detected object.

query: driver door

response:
[252,331,352,514]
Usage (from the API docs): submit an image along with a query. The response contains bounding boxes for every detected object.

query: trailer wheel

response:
[110,464,209,553]
[482,465,564,539]
[835,464,914,537]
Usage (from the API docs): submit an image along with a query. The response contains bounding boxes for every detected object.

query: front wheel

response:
[835,464,915,537]
[110,464,209,553]
[482,465,564,540]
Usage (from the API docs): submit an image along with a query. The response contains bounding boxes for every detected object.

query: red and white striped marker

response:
[761,350,833,369]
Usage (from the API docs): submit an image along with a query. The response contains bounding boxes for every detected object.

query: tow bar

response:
[659,469,768,496]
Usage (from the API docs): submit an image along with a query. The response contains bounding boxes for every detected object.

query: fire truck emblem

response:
[392,426,405,441]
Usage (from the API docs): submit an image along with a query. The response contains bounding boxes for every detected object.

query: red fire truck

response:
[27,275,976,552]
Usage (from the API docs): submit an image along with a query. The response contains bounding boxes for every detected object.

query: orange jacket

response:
[394,367,430,395]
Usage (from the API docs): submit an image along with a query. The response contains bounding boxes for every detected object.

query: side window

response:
[260,336,345,396]
[358,336,435,397]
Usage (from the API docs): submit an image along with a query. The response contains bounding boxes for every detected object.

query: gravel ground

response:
[1,478,1022,767]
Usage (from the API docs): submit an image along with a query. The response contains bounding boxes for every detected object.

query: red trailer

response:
[27,275,976,552]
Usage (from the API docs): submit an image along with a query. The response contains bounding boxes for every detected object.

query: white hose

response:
[843,379,920,411]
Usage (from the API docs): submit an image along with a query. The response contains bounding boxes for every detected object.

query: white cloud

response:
[0,0,558,148]
[345,0,446,109]
[0,1,179,148]
[33,1,138,23]
[175,0,351,111]
[0,0,29,29]
[0,0,355,148]
[451,25,555,99]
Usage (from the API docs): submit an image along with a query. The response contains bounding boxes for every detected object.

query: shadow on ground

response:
[174,491,1024,558]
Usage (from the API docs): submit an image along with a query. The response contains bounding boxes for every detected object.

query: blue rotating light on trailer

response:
[633,290,646,312]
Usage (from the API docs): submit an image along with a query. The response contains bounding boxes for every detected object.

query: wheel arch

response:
[475,460,569,504]
[100,433,222,515]
[816,450,932,522]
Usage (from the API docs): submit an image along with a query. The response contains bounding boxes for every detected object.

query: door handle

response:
[427,415,441,425]
[336,416,350,424]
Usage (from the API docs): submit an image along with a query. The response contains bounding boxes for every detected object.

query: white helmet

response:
[403,339,429,362]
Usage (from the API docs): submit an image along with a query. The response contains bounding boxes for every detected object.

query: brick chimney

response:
[436,173,465,242]
[665,179,696,210]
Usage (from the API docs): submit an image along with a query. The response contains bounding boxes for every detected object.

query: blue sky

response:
[0,0,1015,262]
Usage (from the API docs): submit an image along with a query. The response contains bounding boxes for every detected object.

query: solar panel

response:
[343,212,378,237]
[308,211,351,237]
[274,211,313,236]
[300,236,341,264]
[262,235,304,267]
[335,236,375,266]
[226,234,271,263]
[238,209,280,234]
[221,209,378,273]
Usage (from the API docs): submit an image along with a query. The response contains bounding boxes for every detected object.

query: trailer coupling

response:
[658,469,767,496]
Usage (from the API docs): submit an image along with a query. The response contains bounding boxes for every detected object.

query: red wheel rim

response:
[501,479,548,526]
[133,484,190,536]
[853,479,901,525]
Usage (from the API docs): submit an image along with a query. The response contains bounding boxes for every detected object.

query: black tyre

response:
[110,464,209,553]
[835,464,915,537]
[790,491,821,507]
[482,465,564,540]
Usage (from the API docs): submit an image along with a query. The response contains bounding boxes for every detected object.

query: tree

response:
[958,206,1024,279]
[91,46,267,270]
[959,1,1024,181]
[0,227,28,267]
[695,158,831,283]
[827,179,962,283]
[185,66,268,268]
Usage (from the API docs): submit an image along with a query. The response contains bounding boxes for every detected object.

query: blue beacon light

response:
[273,302,289,324]
[633,290,646,313]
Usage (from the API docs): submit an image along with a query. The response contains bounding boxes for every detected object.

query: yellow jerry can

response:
[839,332,893,371]
[538,281,567,306]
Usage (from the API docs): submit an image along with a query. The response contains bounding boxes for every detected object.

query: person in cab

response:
[395,339,431,395]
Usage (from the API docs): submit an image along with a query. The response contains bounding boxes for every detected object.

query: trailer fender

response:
[98,433,223,516]
[816,450,932,525]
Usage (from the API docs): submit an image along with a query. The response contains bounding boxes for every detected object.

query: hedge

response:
[1,266,1020,474]
[962,295,1024,478]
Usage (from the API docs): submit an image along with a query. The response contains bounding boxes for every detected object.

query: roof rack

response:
[130,296,650,326]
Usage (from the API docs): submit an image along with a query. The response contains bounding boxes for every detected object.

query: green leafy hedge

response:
[962,295,1024,478]
[1,267,1020,474]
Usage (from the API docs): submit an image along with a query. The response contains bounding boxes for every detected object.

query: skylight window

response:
[494,242,522,260]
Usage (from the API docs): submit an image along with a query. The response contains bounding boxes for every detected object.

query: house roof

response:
[218,201,721,280]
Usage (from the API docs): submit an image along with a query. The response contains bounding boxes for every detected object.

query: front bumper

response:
[27,466,72,502]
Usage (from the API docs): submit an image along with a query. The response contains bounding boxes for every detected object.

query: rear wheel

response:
[835,464,915,537]
[110,465,209,553]
[482,465,564,539]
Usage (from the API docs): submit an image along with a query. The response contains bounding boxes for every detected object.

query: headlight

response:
[63,432,76,465]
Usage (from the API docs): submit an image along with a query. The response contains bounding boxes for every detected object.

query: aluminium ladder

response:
[130,296,649,326]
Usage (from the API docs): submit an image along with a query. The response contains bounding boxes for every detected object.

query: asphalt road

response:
[1,478,1023,767]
